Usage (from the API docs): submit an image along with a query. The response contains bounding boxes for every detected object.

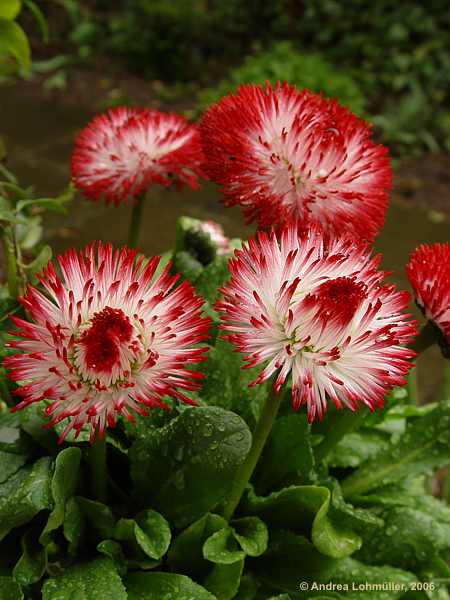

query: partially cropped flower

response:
[406,242,450,351]
[197,220,230,255]
[216,225,416,421]
[201,82,391,239]
[4,242,210,441]
[71,107,204,205]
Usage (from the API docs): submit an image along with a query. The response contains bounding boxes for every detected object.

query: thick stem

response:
[442,360,450,403]
[2,224,19,298]
[314,406,369,464]
[222,385,284,521]
[89,435,107,503]
[406,364,419,404]
[127,193,145,248]
[409,321,438,354]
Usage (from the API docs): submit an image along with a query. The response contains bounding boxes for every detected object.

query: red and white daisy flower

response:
[4,242,210,441]
[71,107,205,205]
[216,225,416,421]
[201,82,392,239]
[406,242,450,352]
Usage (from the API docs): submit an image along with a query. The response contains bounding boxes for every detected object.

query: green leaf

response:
[193,255,230,304]
[253,531,336,593]
[234,574,259,600]
[254,531,418,598]
[130,406,252,528]
[24,245,52,277]
[0,208,24,224]
[204,559,244,600]
[0,182,30,200]
[313,491,362,559]
[322,558,420,600]
[0,457,53,541]
[328,429,390,468]
[0,409,31,454]
[199,338,270,428]
[42,558,127,600]
[244,485,361,558]
[256,414,315,492]
[135,510,171,560]
[63,497,84,556]
[53,420,90,444]
[16,187,74,214]
[168,512,228,576]
[19,403,57,449]
[0,449,27,483]
[324,480,383,537]
[0,1,21,20]
[76,497,115,539]
[17,215,42,249]
[23,0,48,42]
[0,162,17,183]
[97,539,125,570]
[0,18,30,73]
[357,505,450,571]
[203,527,246,564]
[40,447,81,545]
[13,529,47,586]
[341,402,450,498]
[126,572,216,600]
[114,509,171,560]
[352,487,450,571]
[0,577,23,599]
[231,517,268,557]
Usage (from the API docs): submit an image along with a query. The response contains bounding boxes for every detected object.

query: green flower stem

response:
[314,406,369,464]
[222,384,284,521]
[89,435,107,503]
[127,193,145,248]
[406,364,419,404]
[2,224,19,298]
[409,321,438,354]
[443,360,450,403]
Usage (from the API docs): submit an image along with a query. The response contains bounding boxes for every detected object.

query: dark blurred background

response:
[18,0,450,155]
[1,0,449,397]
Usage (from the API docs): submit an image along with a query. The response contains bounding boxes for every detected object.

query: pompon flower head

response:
[216,225,416,421]
[71,107,205,205]
[406,242,450,355]
[4,243,211,442]
[201,82,392,239]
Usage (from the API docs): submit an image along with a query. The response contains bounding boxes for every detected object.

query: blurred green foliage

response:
[0,0,31,76]
[46,0,450,154]
[197,42,367,117]
[298,0,450,155]
[0,0,48,77]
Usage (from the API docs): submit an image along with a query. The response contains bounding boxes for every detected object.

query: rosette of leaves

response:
[0,217,449,599]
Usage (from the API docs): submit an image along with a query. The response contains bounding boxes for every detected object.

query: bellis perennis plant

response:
[4,242,210,442]
[201,82,392,239]
[72,107,204,205]
[1,81,450,599]
[217,224,417,422]
[72,107,205,247]
[407,242,450,357]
